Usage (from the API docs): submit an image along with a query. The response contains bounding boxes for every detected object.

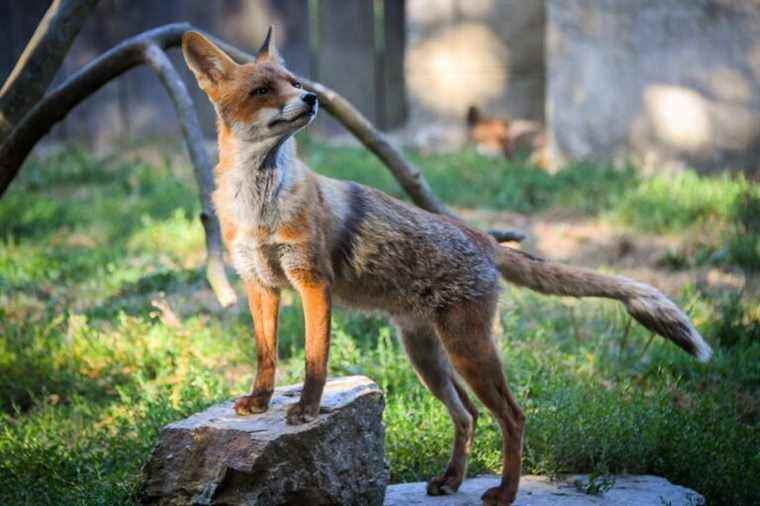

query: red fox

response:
[182,28,711,505]
[466,105,548,168]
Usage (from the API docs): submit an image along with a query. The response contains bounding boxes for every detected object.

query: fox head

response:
[465,105,512,157]
[182,27,317,144]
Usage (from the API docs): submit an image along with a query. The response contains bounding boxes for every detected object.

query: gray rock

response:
[139,376,389,506]
[384,474,704,505]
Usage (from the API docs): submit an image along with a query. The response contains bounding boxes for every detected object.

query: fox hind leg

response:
[434,297,525,506]
[395,317,478,495]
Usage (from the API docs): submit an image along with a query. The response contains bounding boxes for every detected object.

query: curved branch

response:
[143,43,237,308]
[0,23,191,196]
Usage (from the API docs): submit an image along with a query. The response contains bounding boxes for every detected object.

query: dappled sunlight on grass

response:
[126,209,205,267]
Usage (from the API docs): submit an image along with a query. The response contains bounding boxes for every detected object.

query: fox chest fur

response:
[213,143,309,289]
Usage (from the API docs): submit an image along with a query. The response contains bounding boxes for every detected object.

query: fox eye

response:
[252,86,270,96]
[292,81,302,89]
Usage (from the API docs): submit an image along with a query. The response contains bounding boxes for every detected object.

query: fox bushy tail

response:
[496,246,712,361]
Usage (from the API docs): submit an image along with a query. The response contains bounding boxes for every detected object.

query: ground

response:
[0,136,758,505]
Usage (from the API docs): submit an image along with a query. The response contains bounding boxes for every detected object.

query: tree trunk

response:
[0,0,100,143]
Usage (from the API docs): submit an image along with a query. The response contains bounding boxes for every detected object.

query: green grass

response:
[1,144,758,505]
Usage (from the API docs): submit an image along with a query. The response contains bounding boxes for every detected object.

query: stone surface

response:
[547,0,760,176]
[384,474,705,505]
[139,376,388,506]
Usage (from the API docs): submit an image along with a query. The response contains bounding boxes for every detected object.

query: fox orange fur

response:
[182,28,711,505]
[466,106,548,168]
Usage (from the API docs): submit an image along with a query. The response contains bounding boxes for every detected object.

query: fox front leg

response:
[235,281,281,415]
[286,272,331,424]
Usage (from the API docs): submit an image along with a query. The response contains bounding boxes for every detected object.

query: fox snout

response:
[302,92,317,108]
[269,93,318,128]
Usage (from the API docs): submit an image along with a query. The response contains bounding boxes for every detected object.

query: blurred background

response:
[3,0,759,175]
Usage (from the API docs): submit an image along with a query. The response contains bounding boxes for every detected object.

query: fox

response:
[466,105,548,168]
[182,28,712,506]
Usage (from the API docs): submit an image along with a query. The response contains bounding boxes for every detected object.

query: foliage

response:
[1,145,758,505]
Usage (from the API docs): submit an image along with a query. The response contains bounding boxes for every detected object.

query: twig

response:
[619,315,633,356]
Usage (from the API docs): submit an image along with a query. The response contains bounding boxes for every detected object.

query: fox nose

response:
[302,93,317,107]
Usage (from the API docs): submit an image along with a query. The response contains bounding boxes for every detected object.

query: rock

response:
[384,474,704,505]
[139,376,389,506]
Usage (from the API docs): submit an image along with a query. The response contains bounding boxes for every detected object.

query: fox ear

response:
[255,26,283,64]
[182,31,236,94]
[466,106,481,127]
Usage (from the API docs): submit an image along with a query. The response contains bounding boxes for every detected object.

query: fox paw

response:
[285,402,319,425]
[426,473,463,495]
[481,486,516,506]
[233,394,269,416]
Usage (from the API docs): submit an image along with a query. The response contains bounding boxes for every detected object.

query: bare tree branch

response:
[143,43,237,308]
[0,0,101,143]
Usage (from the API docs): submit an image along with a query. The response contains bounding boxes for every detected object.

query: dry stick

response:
[143,43,237,308]
[619,315,633,356]
[0,23,238,307]
[208,35,526,243]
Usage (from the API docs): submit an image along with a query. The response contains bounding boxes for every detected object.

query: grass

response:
[1,142,758,505]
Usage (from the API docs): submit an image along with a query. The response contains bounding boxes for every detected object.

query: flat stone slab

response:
[384,474,704,505]
[139,375,388,505]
